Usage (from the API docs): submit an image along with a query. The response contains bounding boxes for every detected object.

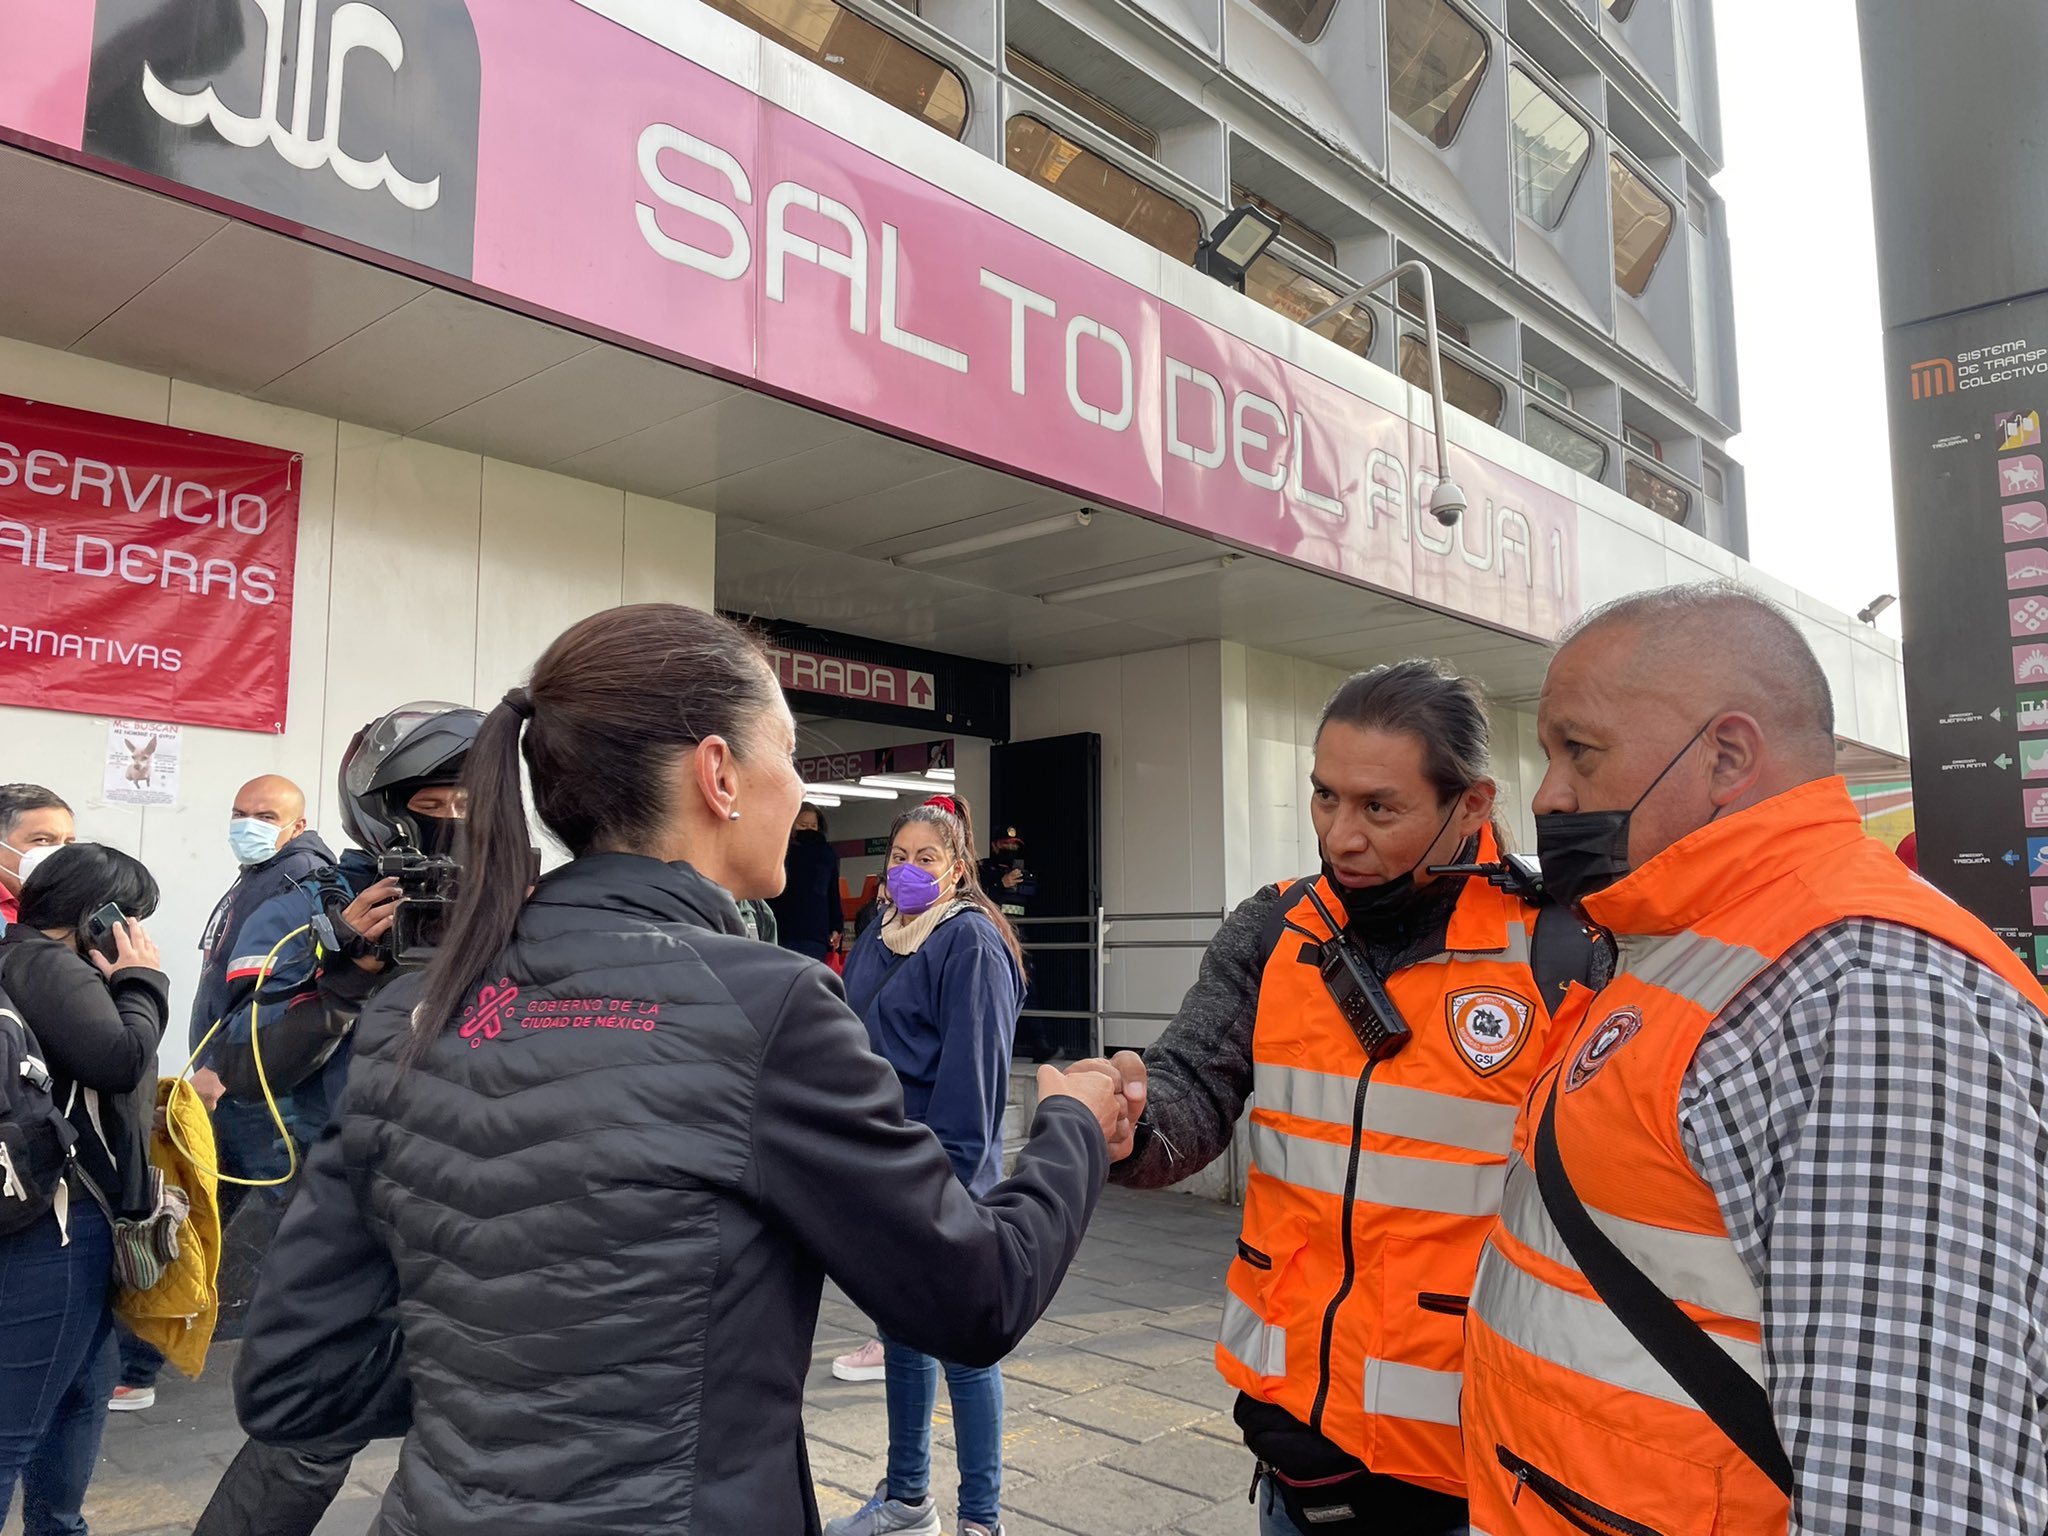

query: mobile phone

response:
[84,903,125,962]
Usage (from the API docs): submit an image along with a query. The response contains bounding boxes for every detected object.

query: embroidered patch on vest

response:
[1565,1006,1643,1091]
[1445,989,1534,1076]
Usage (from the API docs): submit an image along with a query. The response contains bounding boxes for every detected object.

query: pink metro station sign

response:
[0,0,1578,641]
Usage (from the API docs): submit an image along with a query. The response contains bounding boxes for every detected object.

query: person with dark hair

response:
[191,703,480,1536]
[771,802,845,960]
[114,775,340,1415]
[1460,583,2048,1536]
[232,603,1125,1536]
[0,843,168,1536]
[1070,660,1597,1536]
[0,783,75,930]
[828,793,1028,1536]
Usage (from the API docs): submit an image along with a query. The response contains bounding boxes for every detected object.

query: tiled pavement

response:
[6,1185,1257,1536]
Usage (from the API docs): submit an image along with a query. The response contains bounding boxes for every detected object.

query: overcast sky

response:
[1713,0,1901,634]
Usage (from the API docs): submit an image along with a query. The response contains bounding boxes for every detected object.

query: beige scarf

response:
[880,897,976,956]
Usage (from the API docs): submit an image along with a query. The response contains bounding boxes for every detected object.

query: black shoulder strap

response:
[1258,878,1319,964]
[1531,1080,1794,1495]
[1527,904,1600,1015]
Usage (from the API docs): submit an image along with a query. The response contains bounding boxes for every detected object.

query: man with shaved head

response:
[1462,582,2048,1535]
[111,773,338,1412]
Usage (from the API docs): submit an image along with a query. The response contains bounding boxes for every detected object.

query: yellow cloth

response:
[114,1078,222,1378]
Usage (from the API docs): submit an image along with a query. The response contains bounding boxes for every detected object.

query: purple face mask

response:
[886,862,944,916]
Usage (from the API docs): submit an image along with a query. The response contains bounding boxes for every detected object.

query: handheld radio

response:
[1301,884,1412,1062]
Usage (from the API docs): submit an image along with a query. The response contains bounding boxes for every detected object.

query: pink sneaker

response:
[831,1338,886,1382]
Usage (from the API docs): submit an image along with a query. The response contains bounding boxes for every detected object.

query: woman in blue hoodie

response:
[831,794,1026,1536]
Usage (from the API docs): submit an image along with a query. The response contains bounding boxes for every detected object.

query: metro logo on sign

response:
[83,0,482,277]
[1909,358,1957,400]
[769,643,936,711]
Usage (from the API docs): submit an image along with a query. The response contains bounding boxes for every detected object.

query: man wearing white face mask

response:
[0,784,75,931]
[112,775,339,1412]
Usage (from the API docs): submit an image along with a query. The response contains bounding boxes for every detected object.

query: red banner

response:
[0,396,300,732]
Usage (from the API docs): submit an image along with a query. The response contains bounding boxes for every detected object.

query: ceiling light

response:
[891,508,1093,568]
[927,767,955,782]
[1040,554,1241,604]
[859,775,955,793]
[803,794,842,808]
[1196,205,1281,291]
[802,781,899,800]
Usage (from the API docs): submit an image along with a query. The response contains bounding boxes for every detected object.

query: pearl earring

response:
[728,810,742,821]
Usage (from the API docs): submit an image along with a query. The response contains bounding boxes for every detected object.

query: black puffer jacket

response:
[236,854,1105,1535]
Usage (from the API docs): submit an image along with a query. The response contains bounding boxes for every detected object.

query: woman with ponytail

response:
[231,604,1126,1536]
[830,794,1027,1536]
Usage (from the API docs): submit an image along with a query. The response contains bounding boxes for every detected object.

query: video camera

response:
[377,845,461,966]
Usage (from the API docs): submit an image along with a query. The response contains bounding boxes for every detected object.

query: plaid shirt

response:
[1681,919,2048,1535]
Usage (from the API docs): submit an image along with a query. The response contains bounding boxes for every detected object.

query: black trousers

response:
[193,1438,356,1536]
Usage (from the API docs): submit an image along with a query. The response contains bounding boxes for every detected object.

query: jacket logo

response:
[1445,989,1533,1077]
[1565,1007,1642,1092]
[140,0,440,209]
[458,979,519,1047]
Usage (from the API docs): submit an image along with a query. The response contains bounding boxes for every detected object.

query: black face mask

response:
[1536,722,1711,910]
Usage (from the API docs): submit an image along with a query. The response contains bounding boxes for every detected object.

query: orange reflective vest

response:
[1219,835,1566,1497]
[1462,778,2048,1535]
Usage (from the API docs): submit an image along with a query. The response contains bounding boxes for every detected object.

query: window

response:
[1006,49,1157,156]
[1400,334,1505,425]
[1005,117,1202,262]
[1521,361,1571,408]
[1626,458,1691,523]
[1703,461,1726,502]
[1622,422,1661,458]
[1386,0,1490,149]
[1602,0,1637,17]
[1230,185,1338,266]
[1508,67,1591,229]
[1610,156,1676,296]
[706,0,968,137]
[1248,0,1340,44]
[1526,407,1607,479]
[1397,283,1470,345]
[1247,254,1375,357]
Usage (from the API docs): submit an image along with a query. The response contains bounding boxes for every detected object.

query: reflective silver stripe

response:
[1617,930,1772,1015]
[1253,1061,1357,1127]
[1498,1158,1761,1322]
[1367,1083,1517,1156]
[1364,1356,1463,1427]
[1415,920,1530,967]
[1251,1123,1507,1216]
[1253,1065,1518,1156]
[1219,1290,1288,1376]
[1470,1243,1765,1411]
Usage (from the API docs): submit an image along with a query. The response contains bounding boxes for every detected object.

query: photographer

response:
[191,701,480,1536]
[0,844,167,1536]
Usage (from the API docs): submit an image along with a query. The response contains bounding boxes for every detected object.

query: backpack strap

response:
[1258,878,1320,966]
[1531,1078,1794,1495]
[1527,903,1602,1016]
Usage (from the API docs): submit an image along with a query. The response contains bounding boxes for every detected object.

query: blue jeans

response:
[1256,1473,1469,1536]
[115,1326,163,1389]
[0,1198,117,1536]
[881,1336,1003,1529]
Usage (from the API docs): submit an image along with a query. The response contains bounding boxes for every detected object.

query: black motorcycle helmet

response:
[338,701,484,858]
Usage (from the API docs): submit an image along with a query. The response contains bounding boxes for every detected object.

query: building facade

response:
[0,1,1879,1135]
[716,0,1743,546]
